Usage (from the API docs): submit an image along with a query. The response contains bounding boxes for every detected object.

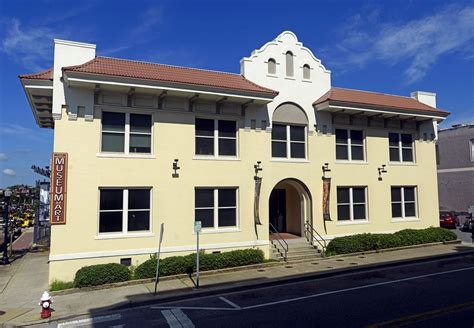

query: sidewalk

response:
[2,242,474,327]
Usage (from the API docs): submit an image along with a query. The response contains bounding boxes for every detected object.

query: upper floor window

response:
[272,124,306,159]
[195,188,238,229]
[99,188,151,234]
[268,58,276,75]
[303,64,311,80]
[286,51,294,77]
[337,187,367,221]
[101,112,152,154]
[336,129,365,161]
[195,118,237,157]
[391,186,417,218]
[389,133,413,162]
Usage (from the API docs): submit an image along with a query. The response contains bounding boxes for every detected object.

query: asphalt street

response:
[35,254,474,328]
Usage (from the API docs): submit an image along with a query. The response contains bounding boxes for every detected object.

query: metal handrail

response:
[269,223,288,261]
[305,220,327,256]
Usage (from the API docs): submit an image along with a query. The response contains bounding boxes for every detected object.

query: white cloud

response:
[0,18,56,71]
[326,5,474,84]
[0,153,6,161]
[2,169,16,176]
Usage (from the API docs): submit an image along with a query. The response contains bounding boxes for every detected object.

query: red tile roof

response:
[62,57,278,97]
[19,67,53,80]
[314,88,449,116]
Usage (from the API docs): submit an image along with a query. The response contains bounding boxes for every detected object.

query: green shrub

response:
[134,249,265,279]
[74,263,131,288]
[50,279,74,291]
[326,227,456,256]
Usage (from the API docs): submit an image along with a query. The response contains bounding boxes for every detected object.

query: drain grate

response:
[285,265,293,268]
[327,266,334,269]
[336,259,344,262]
[257,269,265,272]
[311,262,319,265]
[350,262,358,265]
[358,256,366,259]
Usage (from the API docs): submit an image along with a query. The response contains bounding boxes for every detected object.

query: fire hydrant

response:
[39,291,53,319]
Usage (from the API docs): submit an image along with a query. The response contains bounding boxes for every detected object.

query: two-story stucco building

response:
[20,32,449,282]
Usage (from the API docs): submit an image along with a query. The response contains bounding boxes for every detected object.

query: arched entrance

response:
[269,178,312,238]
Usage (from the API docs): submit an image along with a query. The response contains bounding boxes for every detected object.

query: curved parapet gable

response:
[240,31,332,132]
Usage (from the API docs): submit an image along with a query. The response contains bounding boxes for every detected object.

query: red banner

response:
[50,153,68,225]
[322,177,331,221]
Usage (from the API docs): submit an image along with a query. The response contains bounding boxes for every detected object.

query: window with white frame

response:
[99,188,151,234]
[335,129,365,161]
[195,188,237,229]
[268,58,276,75]
[101,112,152,154]
[286,51,294,77]
[337,187,367,221]
[195,118,237,157]
[272,124,306,159]
[303,64,311,80]
[389,133,413,162]
[391,186,417,218]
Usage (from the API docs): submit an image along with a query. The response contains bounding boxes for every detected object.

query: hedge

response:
[74,263,131,287]
[134,248,265,279]
[325,227,457,256]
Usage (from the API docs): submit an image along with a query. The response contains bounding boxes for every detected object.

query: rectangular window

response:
[389,133,413,162]
[335,129,365,161]
[99,188,151,234]
[195,118,237,157]
[272,124,306,159]
[391,186,417,218]
[336,187,367,221]
[101,111,152,154]
[195,188,237,229]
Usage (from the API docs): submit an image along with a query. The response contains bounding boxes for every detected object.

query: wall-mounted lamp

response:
[254,161,262,179]
[322,163,331,178]
[172,159,180,178]
[378,164,387,181]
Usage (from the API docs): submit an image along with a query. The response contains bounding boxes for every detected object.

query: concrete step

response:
[286,254,323,261]
[287,250,320,256]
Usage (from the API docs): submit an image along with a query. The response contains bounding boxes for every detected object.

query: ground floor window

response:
[99,188,151,234]
[195,188,237,229]
[391,186,417,218]
[336,187,367,221]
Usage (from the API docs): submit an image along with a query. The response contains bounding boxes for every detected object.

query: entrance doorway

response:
[268,179,312,238]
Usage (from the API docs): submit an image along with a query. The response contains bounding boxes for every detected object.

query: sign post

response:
[154,223,164,296]
[194,221,202,289]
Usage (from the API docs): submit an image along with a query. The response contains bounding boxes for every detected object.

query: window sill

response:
[284,76,296,81]
[391,218,420,223]
[271,158,309,163]
[95,232,154,240]
[335,160,368,165]
[193,156,241,161]
[336,220,370,226]
[193,228,241,235]
[388,162,417,166]
[97,153,156,159]
[266,74,278,78]
[302,79,312,83]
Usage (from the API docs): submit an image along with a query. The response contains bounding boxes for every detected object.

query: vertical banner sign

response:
[50,153,68,225]
[254,177,262,225]
[322,177,331,221]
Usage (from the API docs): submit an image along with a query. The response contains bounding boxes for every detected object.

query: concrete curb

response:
[50,239,462,296]
[10,247,474,327]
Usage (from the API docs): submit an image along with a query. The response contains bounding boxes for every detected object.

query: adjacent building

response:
[437,124,474,213]
[19,32,449,282]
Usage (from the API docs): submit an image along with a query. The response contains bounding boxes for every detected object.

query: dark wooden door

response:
[269,189,286,232]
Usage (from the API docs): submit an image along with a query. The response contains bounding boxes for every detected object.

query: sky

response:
[0,0,473,187]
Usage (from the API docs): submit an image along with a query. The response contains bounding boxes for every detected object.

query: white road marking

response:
[171,309,195,328]
[219,296,241,309]
[151,266,474,312]
[57,314,122,327]
[161,309,195,328]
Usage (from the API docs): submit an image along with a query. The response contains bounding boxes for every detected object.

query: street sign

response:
[159,223,164,243]
[194,221,202,233]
